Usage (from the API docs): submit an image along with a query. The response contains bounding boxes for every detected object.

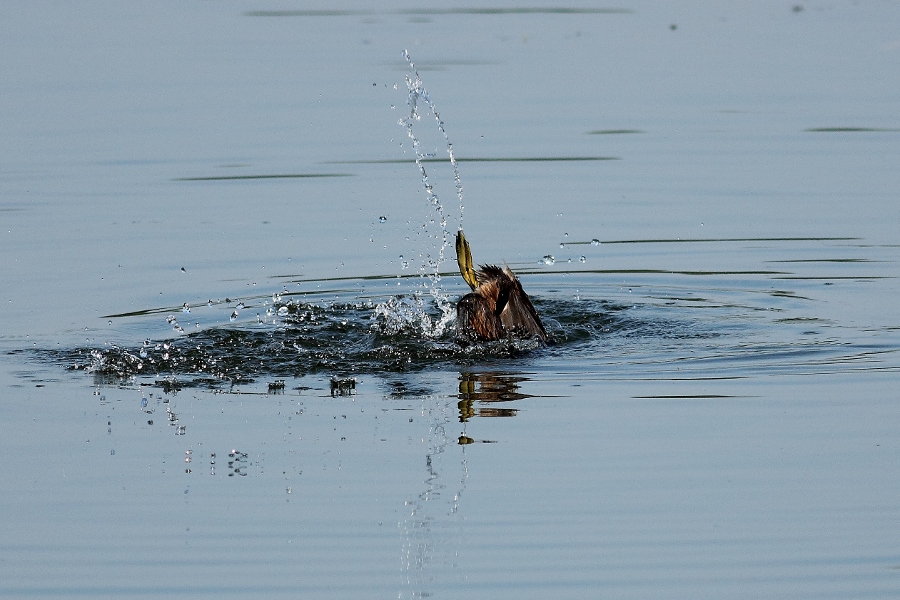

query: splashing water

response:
[372,295,455,339]
[395,50,467,336]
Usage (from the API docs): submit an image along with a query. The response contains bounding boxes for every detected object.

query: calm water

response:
[2,2,900,598]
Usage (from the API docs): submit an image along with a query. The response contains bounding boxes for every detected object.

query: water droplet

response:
[541,255,555,265]
[182,303,190,313]
[378,216,387,223]
[230,311,238,322]
[580,255,586,263]
[559,243,566,249]
[591,239,601,246]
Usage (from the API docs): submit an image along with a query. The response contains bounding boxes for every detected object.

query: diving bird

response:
[455,229,548,343]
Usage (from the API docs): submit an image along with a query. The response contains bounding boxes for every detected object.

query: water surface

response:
[2,2,899,598]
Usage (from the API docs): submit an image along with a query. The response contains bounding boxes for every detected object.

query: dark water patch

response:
[173,173,353,182]
[326,156,618,164]
[805,127,900,133]
[769,258,875,263]
[38,297,586,385]
[654,295,709,302]
[775,317,826,323]
[22,257,900,388]
[587,129,644,135]
[33,295,675,387]
[768,290,813,300]
[245,10,372,17]
[24,283,900,387]
[632,394,752,399]
[772,275,893,280]
[519,267,788,276]
[245,8,632,17]
[399,8,632,15]
[570,236,860,245]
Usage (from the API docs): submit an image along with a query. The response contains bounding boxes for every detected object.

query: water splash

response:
[393,50,470,337]
[372,295,455,339]
[399,50,472,304]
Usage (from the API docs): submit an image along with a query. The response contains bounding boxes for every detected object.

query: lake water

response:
[2,2,899,598]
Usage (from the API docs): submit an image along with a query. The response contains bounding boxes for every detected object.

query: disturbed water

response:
[28,235,900,386]
[3,2,900,599]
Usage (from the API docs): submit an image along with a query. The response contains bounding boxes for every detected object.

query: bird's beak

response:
[456,229,478,291]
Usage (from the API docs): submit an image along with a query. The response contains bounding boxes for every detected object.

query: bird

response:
[454,229,548,343]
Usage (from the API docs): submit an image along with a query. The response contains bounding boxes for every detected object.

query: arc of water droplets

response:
[401,51,465,304]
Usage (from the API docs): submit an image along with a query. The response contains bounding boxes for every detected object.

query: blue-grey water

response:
[2,2,900,598]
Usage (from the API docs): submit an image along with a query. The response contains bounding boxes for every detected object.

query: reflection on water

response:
[398,384,468,599]
[400,370,543,596]
[457,372,532,422]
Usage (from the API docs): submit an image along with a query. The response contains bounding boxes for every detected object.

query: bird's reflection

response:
[399,371,536,597]
[456,372,533,423]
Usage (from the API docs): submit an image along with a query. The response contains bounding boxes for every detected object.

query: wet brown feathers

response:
[455,230,548,343]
